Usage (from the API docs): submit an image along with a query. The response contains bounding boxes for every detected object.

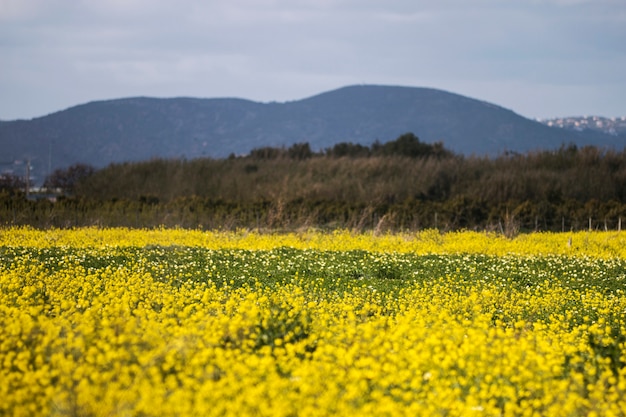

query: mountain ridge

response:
[1,84,624,185]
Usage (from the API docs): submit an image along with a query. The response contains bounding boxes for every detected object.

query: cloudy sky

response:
[1,0,625,121]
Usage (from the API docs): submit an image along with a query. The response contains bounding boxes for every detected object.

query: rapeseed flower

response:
[0,227,624,416]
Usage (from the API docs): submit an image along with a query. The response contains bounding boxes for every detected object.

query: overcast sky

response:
[1,0,625,121]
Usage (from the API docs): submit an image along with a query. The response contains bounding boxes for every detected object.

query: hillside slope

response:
[1,85,622,184]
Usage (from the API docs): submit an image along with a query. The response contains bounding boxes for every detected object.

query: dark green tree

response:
[248,146,285,159]
[326,142,371,158]
[43,163,95,194]
[376,133,453,159]
[287,142,314,160]
[0,173,25,196]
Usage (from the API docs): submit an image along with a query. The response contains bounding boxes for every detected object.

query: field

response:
[1,227,625,416]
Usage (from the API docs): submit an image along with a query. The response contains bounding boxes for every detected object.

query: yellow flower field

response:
[1,227,625,416]
[2,226,626,257]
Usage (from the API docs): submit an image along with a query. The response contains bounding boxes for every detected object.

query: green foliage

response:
[375,133,452,159]
[3,246,625,326]
[248,142,314,160]
[4,138,626,232]
[0,174,25,196]
[253,300,312,350]
[2,192,626,232]
[43,163,95,193]
[325,142,371,158]
[246,133,451,160]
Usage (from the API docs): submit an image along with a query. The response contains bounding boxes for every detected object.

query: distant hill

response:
[1,85,624,184]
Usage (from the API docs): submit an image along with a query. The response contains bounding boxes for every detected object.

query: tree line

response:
[3,133,626,233]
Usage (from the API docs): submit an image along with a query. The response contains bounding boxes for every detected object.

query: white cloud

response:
[1,0,625,119]
[0,0,50,20]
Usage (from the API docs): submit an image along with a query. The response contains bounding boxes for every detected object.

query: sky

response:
[1,0,625,121]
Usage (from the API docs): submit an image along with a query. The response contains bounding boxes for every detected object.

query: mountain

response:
[1,85,624,185]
